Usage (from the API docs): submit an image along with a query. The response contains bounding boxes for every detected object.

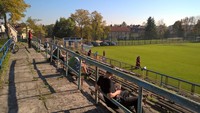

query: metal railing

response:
[144,69,200,95]
[31,39,200,113]
[0,39,11,69]
[116,39,187,46]
[83,49,200,97]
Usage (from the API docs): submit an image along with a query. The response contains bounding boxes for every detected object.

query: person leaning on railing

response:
[68,51,91,85]
[95,69,139,112]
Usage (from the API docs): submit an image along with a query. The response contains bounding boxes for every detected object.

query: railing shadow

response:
[8,60,18,113]
[51,104,105,113]
[32,59,56,93]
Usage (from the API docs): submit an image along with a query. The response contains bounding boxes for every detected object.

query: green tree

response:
[44,24,54,38]
[164,29,170,38]
[157,20,167,39]
[83,25,92,41]
[173,21,184,37]
[26,17,45,38]
[16,22,27,36]
[102,22,110,40]
[52,17,76,38]
[91,11,104,40]
[144,17,157,39]
[53,20,59,37]
[71,9,90,38]
[121,21,127,26]
[0,0,30,38]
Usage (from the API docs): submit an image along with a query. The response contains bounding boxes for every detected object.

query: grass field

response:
[92,43,200,84]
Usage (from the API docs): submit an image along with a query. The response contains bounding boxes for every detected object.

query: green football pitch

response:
[92,43,200,84]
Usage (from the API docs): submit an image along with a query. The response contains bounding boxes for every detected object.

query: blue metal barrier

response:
[0,39,11,69]
[32,39,200,113]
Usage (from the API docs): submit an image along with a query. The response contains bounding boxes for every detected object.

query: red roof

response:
[110,26,130,32]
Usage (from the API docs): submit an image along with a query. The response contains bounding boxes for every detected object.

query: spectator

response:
[102,50,106,63]
[95,69,139,112]
[103,50,105,56]
[135,56,141,69]
[88,49,91,57]
[94,51,98,59]
[28,30,32,48]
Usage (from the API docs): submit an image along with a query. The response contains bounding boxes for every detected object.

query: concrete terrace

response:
[0,43,111,113]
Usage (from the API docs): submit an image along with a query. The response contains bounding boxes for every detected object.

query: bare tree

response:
[157,19,167,39]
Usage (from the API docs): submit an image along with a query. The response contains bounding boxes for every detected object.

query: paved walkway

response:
[0,43,110,113]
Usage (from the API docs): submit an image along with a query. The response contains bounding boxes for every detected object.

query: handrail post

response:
[50,44,53,62]
[160,75,163,87]
[78,58,82,90]
[53,36,55,44]
[45,43,48,59]
[191,84,195,95]
[145,70,148,80]
[137,86,143,113]
[165,76,168,86]
[37,38,39,52]
[57,46,59,68]
[65,52,68,76]
[39,39,41,52]
[156,73,158,85]
[178,81,181,93]
[95,66,99,104]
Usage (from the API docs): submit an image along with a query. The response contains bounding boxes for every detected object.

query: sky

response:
[23,0,200,26]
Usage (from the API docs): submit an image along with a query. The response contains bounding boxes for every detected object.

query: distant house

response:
[0,23,18,41]
[0,24,6,38]
[130,25,145,39]
[108,25,145,40]
[8,24,18,41]
[109,25,131,40]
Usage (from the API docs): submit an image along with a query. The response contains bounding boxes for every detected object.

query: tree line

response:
[143,16,200,40]
[50,9,110,41]
[1,0,200,41]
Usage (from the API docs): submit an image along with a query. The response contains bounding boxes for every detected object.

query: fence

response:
[32,39,200,113]
[99,54,200,97]
[0,39,11,69]
[144,69,200,96]
[116,39,187,46]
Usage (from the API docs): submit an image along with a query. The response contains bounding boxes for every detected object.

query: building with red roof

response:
[109,25,131,40]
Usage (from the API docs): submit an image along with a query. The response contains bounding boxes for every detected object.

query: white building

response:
[0,23,18,42]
